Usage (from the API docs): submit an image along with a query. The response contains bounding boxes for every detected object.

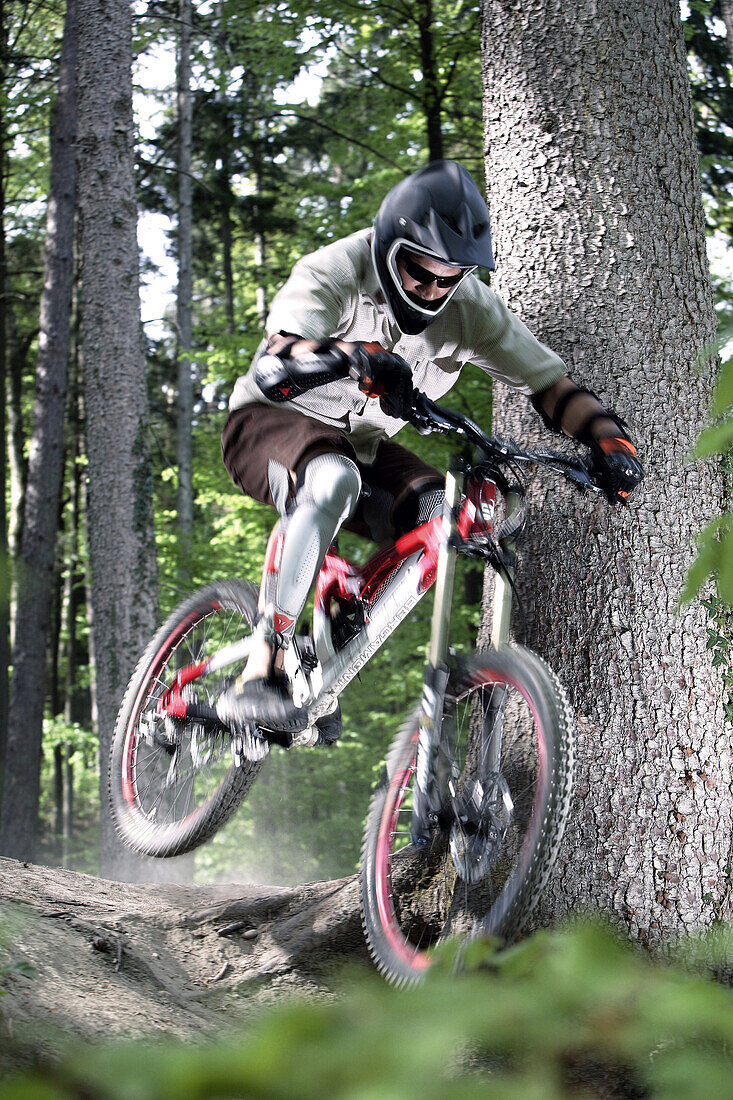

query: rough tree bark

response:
[76,0,160,878]
[480,0,731,943]
[0,0,77,859]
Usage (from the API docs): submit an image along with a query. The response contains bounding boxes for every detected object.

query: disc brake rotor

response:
[449,774,514,884]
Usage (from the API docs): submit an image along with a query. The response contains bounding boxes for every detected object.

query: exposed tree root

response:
[0,858,368,1065]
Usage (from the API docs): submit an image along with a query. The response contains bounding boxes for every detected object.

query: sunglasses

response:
[398,250,469,288]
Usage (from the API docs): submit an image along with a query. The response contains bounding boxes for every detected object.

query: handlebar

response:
[407,390,603,496]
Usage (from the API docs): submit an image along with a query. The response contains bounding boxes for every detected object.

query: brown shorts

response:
[221,403,442,540]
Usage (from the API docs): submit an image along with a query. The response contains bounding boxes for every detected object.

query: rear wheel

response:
[360,646,573,984]
[108,580,263,858]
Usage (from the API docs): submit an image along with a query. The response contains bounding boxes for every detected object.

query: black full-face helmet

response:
[372,159,495,334]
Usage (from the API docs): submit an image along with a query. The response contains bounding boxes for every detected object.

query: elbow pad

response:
[254,344,352,403]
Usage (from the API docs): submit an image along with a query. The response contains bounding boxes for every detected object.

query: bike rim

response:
[373,669,548,974]
[121,601,250,835]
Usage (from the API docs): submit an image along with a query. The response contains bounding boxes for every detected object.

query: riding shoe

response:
[315,703,342,746]
[216,671,308,735]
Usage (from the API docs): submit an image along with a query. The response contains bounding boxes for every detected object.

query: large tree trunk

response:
[480,0,730,942]
[76,0,160,879]
[0,0,77,860]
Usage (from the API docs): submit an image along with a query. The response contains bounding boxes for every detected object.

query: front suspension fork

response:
[411,464,463,846]
[410,481,522,846]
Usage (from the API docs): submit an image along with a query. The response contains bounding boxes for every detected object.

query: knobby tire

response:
[360,645,573,984]
[108,580,262,858]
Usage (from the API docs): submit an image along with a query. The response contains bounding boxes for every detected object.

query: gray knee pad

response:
[271,453,361,634]
[298,452,362,525]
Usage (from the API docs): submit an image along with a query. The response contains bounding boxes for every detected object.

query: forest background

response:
[2,0,733,888]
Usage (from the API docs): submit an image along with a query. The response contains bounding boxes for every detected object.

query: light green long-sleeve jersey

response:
[230,229,566,463]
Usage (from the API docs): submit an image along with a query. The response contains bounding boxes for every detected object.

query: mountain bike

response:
[108,391,602,983]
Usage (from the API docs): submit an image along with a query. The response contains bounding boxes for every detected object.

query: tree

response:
[0,0,77,859]
[176,0,193,573]
[313,0,483,169]
[684,2,733,246]
[76,0,159,878]
[481,0,731,941]
[0,0,9,776]
[720,0,733,63]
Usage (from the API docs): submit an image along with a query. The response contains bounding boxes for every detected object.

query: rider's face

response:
[396,250,464,304]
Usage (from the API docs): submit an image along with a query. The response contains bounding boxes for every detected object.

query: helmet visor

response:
[386,238,476,319]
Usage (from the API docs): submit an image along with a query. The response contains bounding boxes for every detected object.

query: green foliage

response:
[37,718,100,874]
[6,922,733,1096]
[700,597,733,721]
[683,321,733,724]
[683,330,733,606]
[684,2,733,244]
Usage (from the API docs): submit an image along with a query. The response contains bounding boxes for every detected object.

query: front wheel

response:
[108,580,262,858]
[360,646,573,984]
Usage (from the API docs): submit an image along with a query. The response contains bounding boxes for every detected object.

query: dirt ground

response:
[0,857,367,1066]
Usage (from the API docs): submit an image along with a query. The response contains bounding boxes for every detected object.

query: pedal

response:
[231,727,270,765]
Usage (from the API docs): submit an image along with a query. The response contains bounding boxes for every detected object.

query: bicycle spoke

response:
[362,650,570,983]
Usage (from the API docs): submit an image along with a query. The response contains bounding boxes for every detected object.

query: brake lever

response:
[409,392,456,436]
[565,466,602,492]
[412,417,436,437]
[547,462,603,494]
[529,448,603,494]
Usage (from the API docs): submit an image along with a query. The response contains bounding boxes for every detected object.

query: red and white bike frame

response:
[157,468,503,735]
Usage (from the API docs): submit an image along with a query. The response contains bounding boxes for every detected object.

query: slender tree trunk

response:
[62,371,84,862]
[76,0,159,878]
[0,0,78,859]
[0,0,9,783]
[417,0,443,161]
[53,744,64,852]
[81,466,98,741]
[254,230,267,331]
[250,107,268,330]
[7,320,31,563]
[221,145,235,333]
[6,311,32,648]
[719,0,733,65]
[176,0,194,572]
[481,0,730,942]
[65,347,86,728]
[48,505,66,718]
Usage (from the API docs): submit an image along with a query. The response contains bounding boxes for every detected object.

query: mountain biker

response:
[217,159,643,738]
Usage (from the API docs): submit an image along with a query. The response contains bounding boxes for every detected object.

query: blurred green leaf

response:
[693,418,733,458]
[680,516,726,603]
[6,921,733,1098]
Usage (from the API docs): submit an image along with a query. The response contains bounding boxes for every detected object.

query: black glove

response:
[349,343,414,420]
[587,436,644,504]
